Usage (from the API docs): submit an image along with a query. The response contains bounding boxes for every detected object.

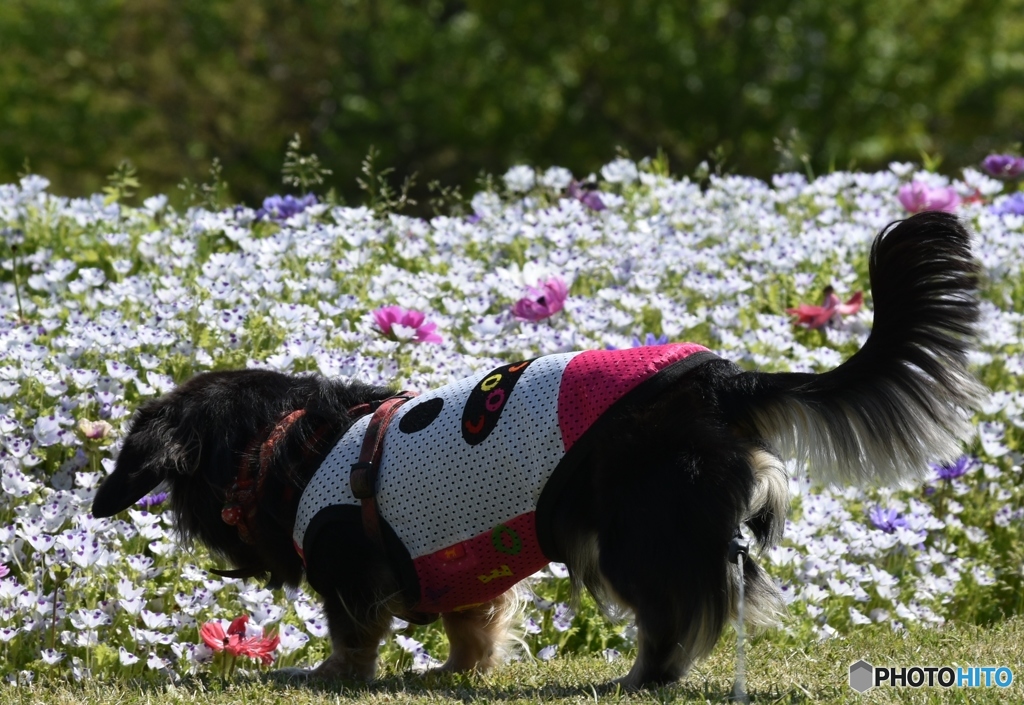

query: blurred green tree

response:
[0,0,1021,205]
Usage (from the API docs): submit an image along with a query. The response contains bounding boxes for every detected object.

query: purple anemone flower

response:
[991,193,1024,217]
[567,181,606,212]
[981,154,1024,179]
[137,492,169,510]
[932,456,974,481]
[631,333,669,347]
[256,194,317,221]
[869,506,908,534]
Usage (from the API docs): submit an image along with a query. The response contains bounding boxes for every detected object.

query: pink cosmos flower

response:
[897,182,960,214]
[787,287,863,329]
[511,277,568,321]
[372,306,442,344]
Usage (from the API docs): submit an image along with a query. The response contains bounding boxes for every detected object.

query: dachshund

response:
[92,211,982,687]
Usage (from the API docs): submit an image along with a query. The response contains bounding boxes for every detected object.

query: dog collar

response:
[221,409,308,544]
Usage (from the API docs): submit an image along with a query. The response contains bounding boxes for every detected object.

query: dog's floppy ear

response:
[91,460,163,517]
[92,407,191,517]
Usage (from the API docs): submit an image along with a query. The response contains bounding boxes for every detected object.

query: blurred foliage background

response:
[1,0,1023,206]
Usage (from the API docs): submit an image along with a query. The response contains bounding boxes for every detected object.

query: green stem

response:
[937,480,951,521]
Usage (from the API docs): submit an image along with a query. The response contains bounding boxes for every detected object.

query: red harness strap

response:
[348,392,439,624]
[223,409,308,544]
[348,392,417,551]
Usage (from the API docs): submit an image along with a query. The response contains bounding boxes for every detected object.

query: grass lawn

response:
[5,617,1023,704]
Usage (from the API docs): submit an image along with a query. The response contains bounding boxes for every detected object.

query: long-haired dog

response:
[92,212,982,688]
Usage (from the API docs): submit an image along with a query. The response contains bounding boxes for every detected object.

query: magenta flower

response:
[511,277,568,321]
[372,306,442,343]
[0,564,9,579]
[897,182,960,214]
[981,154,1024,179]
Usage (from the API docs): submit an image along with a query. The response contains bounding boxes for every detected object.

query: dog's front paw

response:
[434,653,497,674]
[309,652,378,682]
[270,653,377,683]
[612,667,683,691]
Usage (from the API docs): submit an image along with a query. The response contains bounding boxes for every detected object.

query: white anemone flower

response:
[503,166,536,193]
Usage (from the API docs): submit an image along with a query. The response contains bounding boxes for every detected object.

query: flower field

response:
[0,156,1022,684]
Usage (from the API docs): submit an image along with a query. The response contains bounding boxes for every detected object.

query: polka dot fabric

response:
[377,353,574,559]
[293,413,370,546]
[293,343,710,613]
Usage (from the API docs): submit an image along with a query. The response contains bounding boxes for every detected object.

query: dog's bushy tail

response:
[723,211,984,485]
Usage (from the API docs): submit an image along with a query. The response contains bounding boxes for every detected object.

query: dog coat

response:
[293,343,719,613]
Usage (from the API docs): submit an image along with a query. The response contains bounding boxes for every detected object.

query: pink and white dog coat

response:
[293,343,718,613]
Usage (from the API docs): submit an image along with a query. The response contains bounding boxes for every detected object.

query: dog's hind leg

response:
[593,445,786,689]
[438,588,521,673]
[589,443,754,689]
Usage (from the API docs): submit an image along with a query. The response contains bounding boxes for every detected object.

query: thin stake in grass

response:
[729,533,750,705]
[4,228,26,321]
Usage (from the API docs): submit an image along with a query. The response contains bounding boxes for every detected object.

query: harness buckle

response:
[350,461,376,499]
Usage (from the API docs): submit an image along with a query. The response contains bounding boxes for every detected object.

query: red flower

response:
[200,615,250,657]
[240,631,280,666]
[199,615,279,665]
[787,287,863,329]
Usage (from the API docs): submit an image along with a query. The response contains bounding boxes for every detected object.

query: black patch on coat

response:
[398,397,444,433]
[461,359,533,445]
